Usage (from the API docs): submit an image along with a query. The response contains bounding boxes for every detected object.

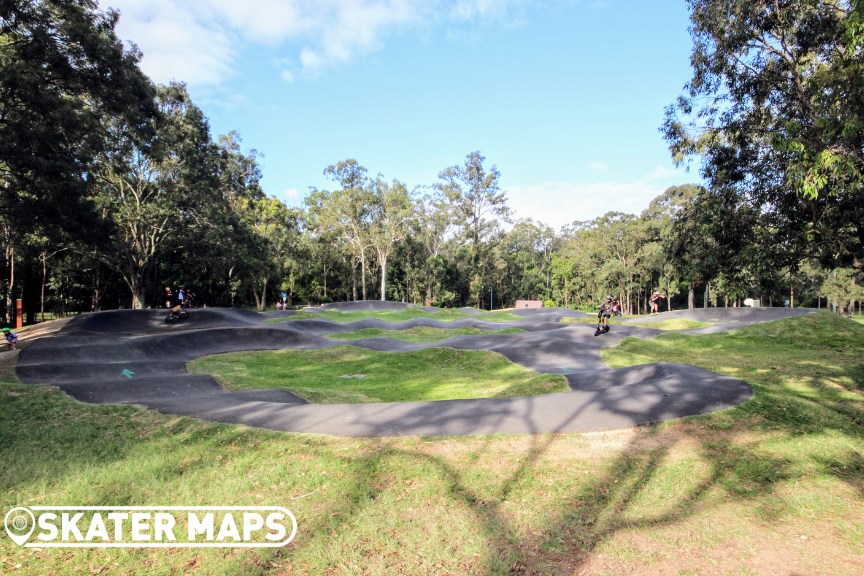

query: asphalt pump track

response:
[15,303,814,437]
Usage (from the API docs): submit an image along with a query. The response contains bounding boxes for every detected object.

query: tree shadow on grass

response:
[2,378,857,575]
[272,423,800,575]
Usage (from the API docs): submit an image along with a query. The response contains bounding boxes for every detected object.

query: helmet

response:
[606,295,613,301]
[2,328,9,333]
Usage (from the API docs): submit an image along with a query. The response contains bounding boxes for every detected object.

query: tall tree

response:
[664,0,864,269]
[92,84,218,308]
[0,0,155,233]
[414,188,457,304]
[1,0,155,320]
[321,160,373,300]
[437,151,511,307]
[241,197,300,311]
[367,177,412,301]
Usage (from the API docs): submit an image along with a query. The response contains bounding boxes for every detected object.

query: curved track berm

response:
[16,304,814,437]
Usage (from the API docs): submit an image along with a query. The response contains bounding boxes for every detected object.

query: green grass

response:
[560,316,713,330]
[189,346,567,403]
[558,316,598,324]
[624,317,714,330]
[327,325,525,342]
[266,306,524,324]
[604,311,864,435]
[3,311,864,575]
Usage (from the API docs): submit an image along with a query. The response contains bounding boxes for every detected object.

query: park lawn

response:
[1,311,863,575]
[188,346,567,403]
[266,307,523,324]
[560,316,714,330]
[558,316,598,324]
[624,317,714,330]
[326,325,525,343]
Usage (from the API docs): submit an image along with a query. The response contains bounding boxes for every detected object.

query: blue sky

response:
[101,0,700,230]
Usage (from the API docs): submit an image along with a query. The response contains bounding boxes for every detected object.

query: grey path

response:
[15,303,814,437]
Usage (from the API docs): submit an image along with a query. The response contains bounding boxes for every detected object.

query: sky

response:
[99,0,701,231]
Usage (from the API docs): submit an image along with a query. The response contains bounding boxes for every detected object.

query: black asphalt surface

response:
[15,303,815,437]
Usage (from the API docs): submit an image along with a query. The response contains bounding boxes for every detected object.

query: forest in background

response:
[2,0,863,324]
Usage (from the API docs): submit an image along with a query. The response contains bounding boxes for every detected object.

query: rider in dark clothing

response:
[599,295,615,332]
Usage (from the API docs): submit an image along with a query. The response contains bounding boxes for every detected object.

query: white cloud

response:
[507,166,695,231]
[451,0,503,20]
[107,0,236,86]
[207,0,314,43]
[102,0,532,87]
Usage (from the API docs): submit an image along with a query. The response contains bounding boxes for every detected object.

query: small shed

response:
[514,300,543,309]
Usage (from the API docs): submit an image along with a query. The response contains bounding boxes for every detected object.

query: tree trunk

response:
[688,284,695,309]
[40,252,47,322]
[252,277,268,311]
[360,255,367,301]
[380,254,387,301]
[322,263,328,299]
[126,274,146,309]
[92,269,101,312]
[6,240,14,325]
[228,265,236,307]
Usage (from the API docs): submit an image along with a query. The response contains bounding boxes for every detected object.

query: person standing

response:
[650,291,663,315]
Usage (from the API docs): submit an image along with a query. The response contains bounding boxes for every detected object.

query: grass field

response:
[326,325,525,342]
[2,311,863,575]
[189,346,566,403]
[559,315,713,330]
[266,307,524,324]
[624,317,714,330]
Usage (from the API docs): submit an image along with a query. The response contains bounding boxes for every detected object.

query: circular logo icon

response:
[4,507,36,546]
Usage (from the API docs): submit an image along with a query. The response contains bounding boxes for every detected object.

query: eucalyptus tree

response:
[664,0,864,270]
[240,197,302,311]
[0,0,155,233]
[820,267,864,314]
[91,84,219,308]
[1,0,155,318]
[412,188,457,304]
[665,191,719,309]
[367,177,413,301]
[557,220,603,309]
[646,185,709,308]
[549,251,578,308]
[585,212,645,313]
[501,219,557,302]
[319,160,373,300]
[437,151,511,307]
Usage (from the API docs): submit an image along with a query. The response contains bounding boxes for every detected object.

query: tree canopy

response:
[0,0,156,236]
[1,0,862,323]
[664,0,864,269]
